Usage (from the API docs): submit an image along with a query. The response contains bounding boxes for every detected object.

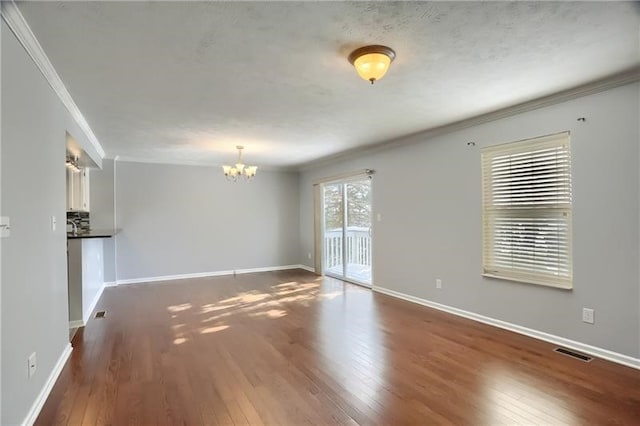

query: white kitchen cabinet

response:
[66,167,90,211]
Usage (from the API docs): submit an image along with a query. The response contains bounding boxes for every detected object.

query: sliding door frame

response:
[315,170,374,288]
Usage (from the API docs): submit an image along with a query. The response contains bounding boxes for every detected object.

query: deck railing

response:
[324,227,371,270]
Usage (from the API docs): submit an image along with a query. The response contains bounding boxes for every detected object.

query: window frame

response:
[481,131,573,290]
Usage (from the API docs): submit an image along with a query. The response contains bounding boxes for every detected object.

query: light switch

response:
[51,216,57,232]
[0,216,10,238]
[377,213,382,222]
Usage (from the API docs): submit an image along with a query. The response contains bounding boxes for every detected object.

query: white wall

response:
[80,239,104,323]
[89,159,116,283]
[299,83,640,359]
[1,21,100,425]
[114,161,300,281]
[66,240,83,324]
[0,13,4,418]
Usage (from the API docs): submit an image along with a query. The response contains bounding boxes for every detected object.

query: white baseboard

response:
[21,343,72,426]
[235,264,306,274]
[68,320,84,329]
[114,264,313,286]
[116,269,232,285]
[373,286,640,370]
[82,282,106,324]
[103,281,117,287]
[298,264,316,273]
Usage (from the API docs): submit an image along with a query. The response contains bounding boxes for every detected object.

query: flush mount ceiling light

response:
[348,45,396,84]
[222,146,258,181]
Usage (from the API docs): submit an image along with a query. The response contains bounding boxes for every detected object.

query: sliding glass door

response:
[323,178,372,287]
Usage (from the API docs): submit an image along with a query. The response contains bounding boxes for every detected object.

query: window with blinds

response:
[481,132,572,289]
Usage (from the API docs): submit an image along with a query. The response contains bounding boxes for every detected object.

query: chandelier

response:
[222,146,258,181]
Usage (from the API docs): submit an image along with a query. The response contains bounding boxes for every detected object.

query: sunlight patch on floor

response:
[197,281,329,322]
[318,291,342,300]
[201,303,239,314]
[249,309,287,319]
[200,325,230,334]
[272,281,300,288]
[167,279,344,345]
[167,303,192,313]
[274,282,319,297]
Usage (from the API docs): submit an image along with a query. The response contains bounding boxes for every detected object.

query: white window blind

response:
[481,132,573,289]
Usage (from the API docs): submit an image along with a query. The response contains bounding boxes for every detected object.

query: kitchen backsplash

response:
[67,211,90,232]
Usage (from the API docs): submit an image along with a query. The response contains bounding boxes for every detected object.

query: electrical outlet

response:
[307,252,312,259]
[377,213,382,222]
[51,215,57,232]
[28,352,37,378]
[436,278,442,289]
[582,308,595,324]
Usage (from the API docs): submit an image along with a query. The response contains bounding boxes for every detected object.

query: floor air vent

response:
[554,347,592,362]
[95,311,106,319]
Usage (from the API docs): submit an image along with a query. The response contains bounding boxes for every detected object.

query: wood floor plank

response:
[35,270,640,425]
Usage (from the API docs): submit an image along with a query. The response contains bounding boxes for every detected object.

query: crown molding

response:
[298,67,640,172]
[113,156,298,173]
[1,0,105,159]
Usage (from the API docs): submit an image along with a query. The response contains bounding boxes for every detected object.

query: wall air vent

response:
[95,311,106,319]
[554,347,593,362]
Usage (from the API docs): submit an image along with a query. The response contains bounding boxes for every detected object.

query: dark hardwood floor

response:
[37,270,640,425]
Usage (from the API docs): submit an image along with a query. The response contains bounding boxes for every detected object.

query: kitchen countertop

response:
[67,229,119,239]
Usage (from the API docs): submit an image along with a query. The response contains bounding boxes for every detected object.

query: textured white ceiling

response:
[17,1,640,168]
